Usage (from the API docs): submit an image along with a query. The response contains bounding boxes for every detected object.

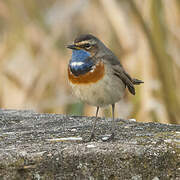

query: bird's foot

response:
[101,133,115,142]
[83,133,95,143]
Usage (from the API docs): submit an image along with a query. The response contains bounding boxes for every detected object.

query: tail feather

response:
[132,79,144,85]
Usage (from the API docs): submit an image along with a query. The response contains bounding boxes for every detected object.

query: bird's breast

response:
[68,61,105,84]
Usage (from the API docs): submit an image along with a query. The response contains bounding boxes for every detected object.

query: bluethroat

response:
[67,34,143,141]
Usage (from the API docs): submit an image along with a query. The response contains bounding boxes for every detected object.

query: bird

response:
[67,34,143,141]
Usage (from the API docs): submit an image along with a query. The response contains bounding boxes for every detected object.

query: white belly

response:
[69,68,125,107]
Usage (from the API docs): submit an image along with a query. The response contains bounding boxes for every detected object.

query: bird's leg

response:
[88,106,99,141]
[102,104,115,141]
[110,103,115,139]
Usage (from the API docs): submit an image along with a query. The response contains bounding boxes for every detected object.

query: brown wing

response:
[100,54,144,95]
[113,65,136,95]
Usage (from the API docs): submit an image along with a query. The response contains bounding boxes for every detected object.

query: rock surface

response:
[0,109,179,179]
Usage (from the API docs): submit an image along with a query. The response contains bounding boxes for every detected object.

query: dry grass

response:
[0,0,179,124]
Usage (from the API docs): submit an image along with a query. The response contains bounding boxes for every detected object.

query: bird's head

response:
[67,34,101,56]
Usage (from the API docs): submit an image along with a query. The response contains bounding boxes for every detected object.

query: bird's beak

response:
[66,44,81,50]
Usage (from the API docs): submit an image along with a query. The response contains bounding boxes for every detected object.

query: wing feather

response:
[99,55,143,95]
[113,65,136,95]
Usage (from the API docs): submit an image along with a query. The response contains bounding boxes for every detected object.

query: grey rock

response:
[0,109,179,180]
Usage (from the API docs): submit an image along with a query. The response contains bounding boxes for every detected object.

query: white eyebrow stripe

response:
[71,62,84,66]
[75,41,89,46]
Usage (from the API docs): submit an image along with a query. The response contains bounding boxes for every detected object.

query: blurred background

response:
[0,0,179,124]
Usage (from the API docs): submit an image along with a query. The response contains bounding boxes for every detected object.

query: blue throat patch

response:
[69,50,94,76]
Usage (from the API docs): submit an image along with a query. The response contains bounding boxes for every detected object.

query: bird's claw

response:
[83,133,95,143]
[101,133,115,142]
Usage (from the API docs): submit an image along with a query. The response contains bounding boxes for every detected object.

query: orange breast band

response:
[68,61,105,84]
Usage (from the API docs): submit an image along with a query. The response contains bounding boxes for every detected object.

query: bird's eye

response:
[84,43,91,49]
